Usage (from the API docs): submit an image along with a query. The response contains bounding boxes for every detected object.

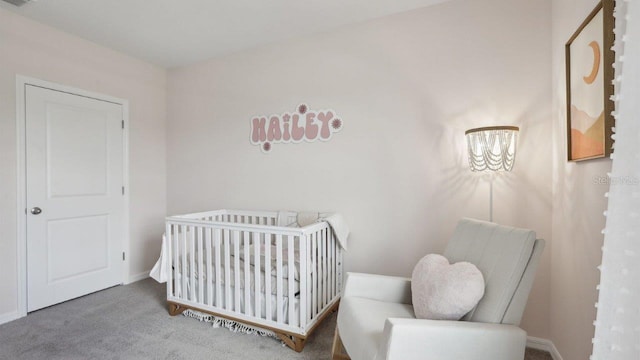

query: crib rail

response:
[172,209,298,227]
[165,210,342,337]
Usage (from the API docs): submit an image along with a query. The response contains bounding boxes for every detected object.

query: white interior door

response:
[26,85,125,312]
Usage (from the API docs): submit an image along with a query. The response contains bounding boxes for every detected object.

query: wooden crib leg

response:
[168,302,186,316]
[276,333,307,352]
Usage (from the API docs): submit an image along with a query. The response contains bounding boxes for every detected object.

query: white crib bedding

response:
[176,242,310,297]
[179,252,301,297]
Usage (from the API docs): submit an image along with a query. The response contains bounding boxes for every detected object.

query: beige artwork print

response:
[570,10,605,159]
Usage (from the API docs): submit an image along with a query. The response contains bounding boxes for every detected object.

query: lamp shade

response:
[465,126,519,172]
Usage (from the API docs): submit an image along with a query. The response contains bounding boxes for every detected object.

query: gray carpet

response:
[0,279,552,360]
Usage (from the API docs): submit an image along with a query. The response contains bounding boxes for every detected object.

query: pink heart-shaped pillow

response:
[411,254,485,320]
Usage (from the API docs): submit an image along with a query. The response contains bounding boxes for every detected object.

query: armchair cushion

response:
[337,296,415,360]
[411,254,485,320]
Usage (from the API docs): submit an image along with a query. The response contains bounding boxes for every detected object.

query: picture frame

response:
[565,0,615,161]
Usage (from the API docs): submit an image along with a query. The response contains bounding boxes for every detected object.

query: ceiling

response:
[1,0,450,68]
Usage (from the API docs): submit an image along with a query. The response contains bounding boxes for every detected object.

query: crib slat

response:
[335,229,339,298]
[326,227,331,302]
[305,232,312,323]
[224,229,231,310]
[189,226,196,301]
[197,226,204,303]
[178,225,186,300]
[264,236,272,321]
[299,234,307,328]
[234,230,241,312]
[276,234,283,324]
[214,228,222,307]
[335,230,340,298]
[325,228,329,302]
[325,228,330,306]
[328,227,333,300]
[321,228,327,308]
[166,223,174,298]
[316,229,321,312]
[243,231,251,316]
[324,228,328,305]
[287,235,295,325]
[173,225,179,298]
[312,231,317,318]
[206,228,213,306]
[254,232,262,318]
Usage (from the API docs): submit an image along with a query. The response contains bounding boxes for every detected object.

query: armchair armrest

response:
[378,318,527,360]
[343,272,412,304]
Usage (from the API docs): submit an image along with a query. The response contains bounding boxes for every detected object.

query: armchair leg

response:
[331,326,351,360]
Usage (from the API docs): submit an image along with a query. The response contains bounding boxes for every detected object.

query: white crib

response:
[164,209,343,352]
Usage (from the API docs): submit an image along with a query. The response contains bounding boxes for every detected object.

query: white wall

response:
[550,0,611,359]
[167,0,552,338]
[0,8,166,321]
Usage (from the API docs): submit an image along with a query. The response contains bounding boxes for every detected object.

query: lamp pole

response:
[489,179,493,222]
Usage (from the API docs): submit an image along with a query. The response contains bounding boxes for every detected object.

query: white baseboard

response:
[0,310,20,326]
[527,336,563,360]
[127,270,150,284]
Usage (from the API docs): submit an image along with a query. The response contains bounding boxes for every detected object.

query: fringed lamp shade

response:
[465,126,519,172]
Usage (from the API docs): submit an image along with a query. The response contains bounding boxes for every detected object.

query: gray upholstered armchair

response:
[332,218,545,360]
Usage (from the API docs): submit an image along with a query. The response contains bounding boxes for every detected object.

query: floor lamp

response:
[465,126,519,222]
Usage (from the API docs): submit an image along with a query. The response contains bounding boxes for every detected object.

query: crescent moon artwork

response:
[565,1,614,162]
[583,41,600,84]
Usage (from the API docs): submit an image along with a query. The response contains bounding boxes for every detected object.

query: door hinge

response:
[122,186,125,195]
[121,120,125,129]
[122,252,126,261]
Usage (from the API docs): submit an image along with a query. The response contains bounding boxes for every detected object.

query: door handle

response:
[30,207,42,215]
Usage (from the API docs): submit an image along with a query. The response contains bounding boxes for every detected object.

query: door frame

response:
[16,75,130,318]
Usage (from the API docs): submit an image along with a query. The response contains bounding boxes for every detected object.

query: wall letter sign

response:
[250,104,343,153]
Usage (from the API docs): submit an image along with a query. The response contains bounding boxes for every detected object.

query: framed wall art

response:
[565,0,615,161]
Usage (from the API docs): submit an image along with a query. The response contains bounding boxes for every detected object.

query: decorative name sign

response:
[250,104,343,153]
